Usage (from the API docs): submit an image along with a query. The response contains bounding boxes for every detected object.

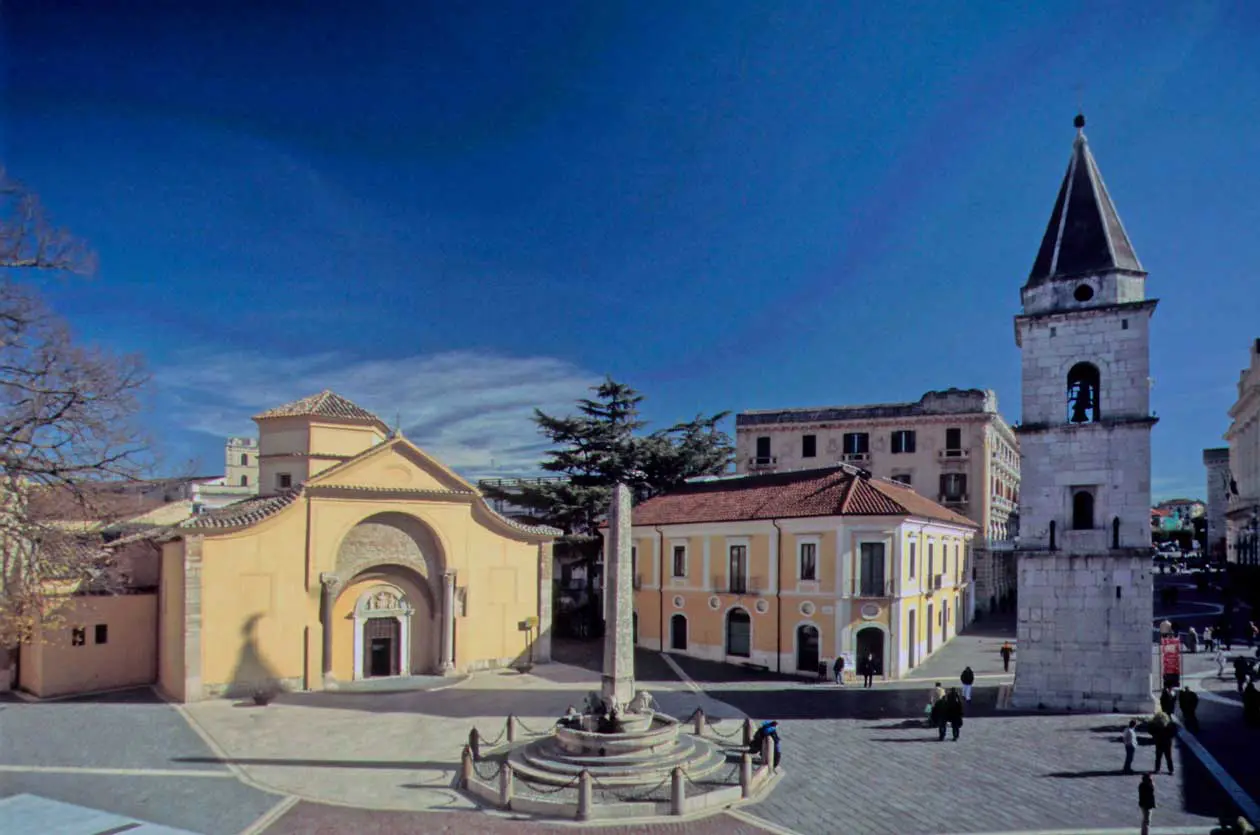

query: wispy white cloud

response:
[154,349,602,476]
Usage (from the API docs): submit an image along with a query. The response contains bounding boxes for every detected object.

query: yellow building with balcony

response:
[626,465,978,679]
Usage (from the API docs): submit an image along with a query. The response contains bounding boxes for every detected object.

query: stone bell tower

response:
[1010,115,1157,712]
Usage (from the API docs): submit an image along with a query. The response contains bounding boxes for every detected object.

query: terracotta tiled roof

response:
[629,467,978,528]
[253,390,382,423]
[179,489,302,530]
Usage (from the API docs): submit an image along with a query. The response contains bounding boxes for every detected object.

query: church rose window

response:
[1066,362,1101,423]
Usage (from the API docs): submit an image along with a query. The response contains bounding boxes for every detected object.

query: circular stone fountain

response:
[508,698,729,787]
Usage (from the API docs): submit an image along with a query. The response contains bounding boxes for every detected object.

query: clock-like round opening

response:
[1074,284,1095,302]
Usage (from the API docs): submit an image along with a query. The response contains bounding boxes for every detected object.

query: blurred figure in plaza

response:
[861,652,876,688]
[1139,774,1156,835]
[1149,712,1177,775]
[1186,626,1199,654]
[1122,718,1138,773]
[1203,625,1215,652]
[1178,686,1200,732]
[1159,686,1176,716]
[943,688,965,741]
[960,666,975,702]
[832,654,845,685]
[999,641,1013,672]
[1235,657,1249,695]
[1216,645,1228,678]
[1159,618,1172,638]
[1243,681,1260,727]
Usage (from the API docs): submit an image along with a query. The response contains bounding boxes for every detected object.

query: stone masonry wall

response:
[1011,551,1153,712]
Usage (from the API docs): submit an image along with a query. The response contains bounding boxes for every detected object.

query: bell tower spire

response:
[1010,117,1159,713]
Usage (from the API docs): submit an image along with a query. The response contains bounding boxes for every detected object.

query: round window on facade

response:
[1073,283,1095,302]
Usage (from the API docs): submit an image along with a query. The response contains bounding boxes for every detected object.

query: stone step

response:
[508,736,732,786]
[522,735,704,770]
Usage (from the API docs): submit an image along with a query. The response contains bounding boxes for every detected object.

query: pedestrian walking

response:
[1235,658,1249,695]
[1243,681,1260,728]
[1150,711,1176,775]
[1159,618,1172,638]
[1217,647,1228,678]
[1122,718,1138,773]
[833,655,845,685]
[1139,774,1156,835]
[999,641,1013,672]
[1187,627,1199,654]
[1158,686,1176,716]
[1178,686,1200,733]
[960,666,975,702]
[944,688,965,740]
[932,681,946,704]
[1250,621,1259,647]
[1204,626,1215,652]
[862,652,876,688]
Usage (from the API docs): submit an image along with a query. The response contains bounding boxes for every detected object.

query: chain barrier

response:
[471,759,503,783]
[592,772,673,804]
[705,720,748,741]
[514,717,559,736]
[515,773,582,796]
[680,707,702,724]
[476,724,508,747]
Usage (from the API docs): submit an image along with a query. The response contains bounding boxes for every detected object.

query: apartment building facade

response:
[734,388,1019,619]
[624,466,978,680]
[1226,339,1260,567]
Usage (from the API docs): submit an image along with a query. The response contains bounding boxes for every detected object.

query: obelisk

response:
[601,482,635,711]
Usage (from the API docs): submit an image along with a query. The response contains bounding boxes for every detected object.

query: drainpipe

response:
[655,526,666,652]
[772,519,784,673]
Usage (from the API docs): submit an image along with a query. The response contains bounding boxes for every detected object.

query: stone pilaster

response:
[319,572,341,684]
[183,536,204,702]
[601,483,635,710]
[535,542,554,663]
[439,571,456,673]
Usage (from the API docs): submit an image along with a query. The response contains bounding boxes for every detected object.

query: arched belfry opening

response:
[1072,490,1095,531]
[1066,362,1101,424]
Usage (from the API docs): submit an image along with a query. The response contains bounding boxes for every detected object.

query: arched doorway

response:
[670,614,688,651]
[855,628,883,677]
[354,585,414,679]
[726,608,751,658]
[796,624,820,672]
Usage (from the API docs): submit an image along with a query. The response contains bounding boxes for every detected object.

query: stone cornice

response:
[1015,298,1159,328]
[1015,415,1158,435]
[304,484,477,502]
[737,413,1007,433]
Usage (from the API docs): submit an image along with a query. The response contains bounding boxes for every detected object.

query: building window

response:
[842,433,869,455]
[631,546,638,581]
[891,473,912,486]
[940,473,967,501]
[945,428,962,451]
[95,624,108,645]
[909,541,917,579]
[726,608,751,657]
[799,542,818,581]
[928,543,934,579]
[240,453,249,466]
[891,430,916,454]
[943,543,949,574]
[802,434,817,458]
[672,545,687,578]
[1067,362,1101,424]
[755,436,771,459]
[860,543,886,596]
[240,475,249,487]
[728,545,748,594]
[277,473,292,489]
[1072,490,1095,530]
[71,627,85,647]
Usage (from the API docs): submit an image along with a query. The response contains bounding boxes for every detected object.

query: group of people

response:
[829,652,879,687]
[927,682,965,740]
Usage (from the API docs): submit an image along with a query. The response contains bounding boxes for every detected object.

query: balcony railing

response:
[939,494,969,506]
[712,576,765,596]
[747,456,778,471]
[841,452,871,463]
[939,448,970,460]
[853,579,893,598]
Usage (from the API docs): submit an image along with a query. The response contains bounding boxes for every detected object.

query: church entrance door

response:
[364,617,401,678]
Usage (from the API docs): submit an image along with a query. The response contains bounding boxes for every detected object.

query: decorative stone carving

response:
[754,599,770,614]
[799,601,816,617]
[707,596,720,610]
[628,690,656,715]
[672,595,684,609]
[365,588,407,612]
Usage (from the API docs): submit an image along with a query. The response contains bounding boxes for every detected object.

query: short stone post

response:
[468,728,481,761]
[670,766,685,816]
[739,752,753,798]
[742,717,754,746]
[577,769,593,821]
[693,708,705,737]
[760,733,773,772]
[507,715,517,743]
[499,761,514,808]
[460,744,473,788]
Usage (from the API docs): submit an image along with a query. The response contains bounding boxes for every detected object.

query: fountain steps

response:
[508,734,732,786]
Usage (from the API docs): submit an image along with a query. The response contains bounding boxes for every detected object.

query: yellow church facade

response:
[19,391,558,702]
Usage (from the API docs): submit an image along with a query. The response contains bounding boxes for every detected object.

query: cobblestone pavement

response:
[261,803,778,834]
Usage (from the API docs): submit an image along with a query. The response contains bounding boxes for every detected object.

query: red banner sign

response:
[1161,637,1182,675]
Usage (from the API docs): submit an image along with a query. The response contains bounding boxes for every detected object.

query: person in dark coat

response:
[862,652,876,688]
[1158,687,1176,716]
[1139,774,1156,835]
[1235,657,1249,695]
[1178,686,1200,732]
[931,693,947,740]
[999,642,1013,672]
[833,655,845,685]
[1150,712,1176,775]
[944,688,965,740]
[748,720,781,770]
[960,666,975,702]
[1243,681,1260,728]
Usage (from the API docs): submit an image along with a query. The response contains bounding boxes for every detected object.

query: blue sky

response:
[2,1,1257,500]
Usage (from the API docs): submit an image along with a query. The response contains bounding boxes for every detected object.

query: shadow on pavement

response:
[171,755,459,771]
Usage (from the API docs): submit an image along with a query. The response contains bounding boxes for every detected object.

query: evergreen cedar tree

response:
[480,377,733,541]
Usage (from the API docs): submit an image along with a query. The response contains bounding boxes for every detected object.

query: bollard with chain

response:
[742,717,754,746]
[507,715,517,744]
[499,761,514,808]
[693,708,705,737]
[740,752,753,797]
[468,727,481,761]
[577,770,593,821]
[670,766,685,816]
[460,744,474,788]
[760,732,774,773]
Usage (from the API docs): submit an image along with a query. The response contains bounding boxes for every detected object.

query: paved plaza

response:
[3,605,1259,834]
